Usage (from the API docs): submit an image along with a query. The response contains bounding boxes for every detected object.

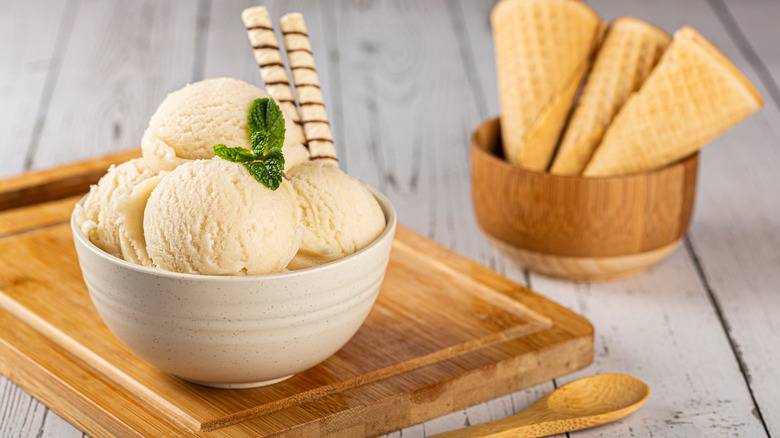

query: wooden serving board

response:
[0,150,593,437]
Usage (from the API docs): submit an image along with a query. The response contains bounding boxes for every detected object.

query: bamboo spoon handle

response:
[429,403,556,438]
[430,373,650,438]
[431,403,645,437]
[430,414,608,438]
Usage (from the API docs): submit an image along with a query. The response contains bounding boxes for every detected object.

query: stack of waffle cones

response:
[492,0,763,177]
[492,0,604,171]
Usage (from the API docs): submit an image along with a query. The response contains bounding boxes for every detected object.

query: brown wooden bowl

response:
[471,118,698,281]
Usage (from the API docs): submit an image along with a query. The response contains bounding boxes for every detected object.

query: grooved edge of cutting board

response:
[0,151,594,437]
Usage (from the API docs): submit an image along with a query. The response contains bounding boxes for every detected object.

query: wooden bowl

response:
[471,118,698,281]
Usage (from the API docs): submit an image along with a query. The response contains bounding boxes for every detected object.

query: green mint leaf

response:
[248,98,286,151]
[213,144,256,163]
[250,131,271,156]
[244,158,283,191]
[263,148,285,177]
[212,98,288,190]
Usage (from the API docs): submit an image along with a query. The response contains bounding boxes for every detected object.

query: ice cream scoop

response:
[286,161,385,270]
[143,158,300,275]
[76,158,161,265]
[141,77,309,173]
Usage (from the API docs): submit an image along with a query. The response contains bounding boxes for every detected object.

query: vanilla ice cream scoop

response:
[286,161,385,270]
[141,77,308,173]
[76,158,162,266]
[143,159,300,275]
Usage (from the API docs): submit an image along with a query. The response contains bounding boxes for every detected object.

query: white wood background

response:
[1,0,778,436]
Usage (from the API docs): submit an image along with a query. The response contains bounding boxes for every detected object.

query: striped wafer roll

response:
[280,13,338,162]
[241,7,307,147]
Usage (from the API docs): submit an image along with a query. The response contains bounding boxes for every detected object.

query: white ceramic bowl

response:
[71,186,397,388]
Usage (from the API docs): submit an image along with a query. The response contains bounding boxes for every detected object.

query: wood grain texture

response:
[0,0,70,179]
[470,117,695,280]
[471,118,697,258]
[532,0,772,435]
[485,235,683,282]
[688,0,780,435]
[0,148,139,211]
[531,249,768,436]
[1,0,779,437]
[0,225,553,433]
[581,2,777,435]
[327,0,489,259]
[0,150,593,436]
[202,0,266,85]
[455,0,774,437]
[430,374,650,437]
[28,0,198,171]
[721,0,780,111]
[0,1,197,433]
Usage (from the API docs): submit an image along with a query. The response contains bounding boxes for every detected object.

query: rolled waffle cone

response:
[241,7,306,143]
[550,17,670,175]
[583,26,763,176]
[280,13,338,163]
[242,7,311,169]
[492,0,604,171]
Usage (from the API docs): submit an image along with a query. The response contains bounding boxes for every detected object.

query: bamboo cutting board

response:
[0,150,593,437]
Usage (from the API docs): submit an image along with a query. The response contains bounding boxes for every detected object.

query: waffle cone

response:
[492,0,603,170]
[551,17,670,175]
[583,26,763,176]
[280,13,338,162]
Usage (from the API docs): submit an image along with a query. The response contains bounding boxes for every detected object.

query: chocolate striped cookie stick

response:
[279,13,338,162]
[241,7,308,148]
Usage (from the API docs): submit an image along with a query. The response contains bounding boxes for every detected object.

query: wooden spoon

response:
[430,374,649,438]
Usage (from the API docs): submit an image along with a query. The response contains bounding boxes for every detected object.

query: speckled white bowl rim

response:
[70,183,397,388]
[71,185,397,282]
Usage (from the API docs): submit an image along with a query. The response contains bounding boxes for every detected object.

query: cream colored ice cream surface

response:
[141,77,308,173]
[143,158,301,275]
[75,158,161,266]
[286,161,386,271]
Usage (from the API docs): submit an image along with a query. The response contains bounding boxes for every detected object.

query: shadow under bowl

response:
[471,118,698,281]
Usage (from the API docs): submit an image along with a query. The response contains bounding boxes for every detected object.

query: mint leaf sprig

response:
[213,98,286,190]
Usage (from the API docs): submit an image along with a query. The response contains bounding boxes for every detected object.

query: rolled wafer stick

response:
[280,12,338,162]
[241,7,308,148]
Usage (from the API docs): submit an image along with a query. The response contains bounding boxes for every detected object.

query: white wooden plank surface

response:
[327,0,501,261]
[688,0,780,434]
[0,0,70,178]
[28,0,199,170]
[720,0,780,110]
[202,0,264,85]
[540,0,776,435]
[0,0,198,436]
[0,1,87,434]
[582,1,778,435]
[436,0,770,436]
[534,252,767,436]
[0,0,778,437]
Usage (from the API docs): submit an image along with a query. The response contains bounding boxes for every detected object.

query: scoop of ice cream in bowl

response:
[71,78,396,388]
